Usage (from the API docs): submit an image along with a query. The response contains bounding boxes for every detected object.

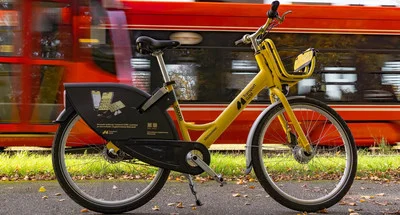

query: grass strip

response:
[0,151,399,181]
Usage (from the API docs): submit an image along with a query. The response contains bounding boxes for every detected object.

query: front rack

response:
[260,39,316,86]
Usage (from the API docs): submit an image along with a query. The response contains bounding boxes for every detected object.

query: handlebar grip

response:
[267,1,280,18]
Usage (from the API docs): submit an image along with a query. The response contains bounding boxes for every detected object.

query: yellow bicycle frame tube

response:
[171,48,312,152]
[172,53,273,148]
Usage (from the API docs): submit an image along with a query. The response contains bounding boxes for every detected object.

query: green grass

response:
[0,150,399,181]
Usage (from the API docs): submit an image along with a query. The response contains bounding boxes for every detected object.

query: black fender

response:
[58,83,178,140]
[54,108,75,123]
[244,96,306,175]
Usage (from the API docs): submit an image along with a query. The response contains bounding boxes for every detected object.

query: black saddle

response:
[136,36,180,55]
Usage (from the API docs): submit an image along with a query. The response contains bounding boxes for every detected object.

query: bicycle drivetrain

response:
[114,139,211,175]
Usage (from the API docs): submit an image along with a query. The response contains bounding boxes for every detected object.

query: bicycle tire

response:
[251,97,357,212]
[52,111,170,214]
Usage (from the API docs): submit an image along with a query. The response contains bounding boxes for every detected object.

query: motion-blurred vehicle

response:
[0,0,399,149]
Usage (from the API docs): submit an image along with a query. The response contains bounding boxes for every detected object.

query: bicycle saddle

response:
[136,36,180,55]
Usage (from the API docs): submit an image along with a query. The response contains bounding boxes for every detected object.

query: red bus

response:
[0,0,399,149]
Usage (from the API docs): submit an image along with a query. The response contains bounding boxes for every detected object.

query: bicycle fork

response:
[269,88,312,154]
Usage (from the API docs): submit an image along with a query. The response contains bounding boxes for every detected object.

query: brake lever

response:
[277,10,292,23]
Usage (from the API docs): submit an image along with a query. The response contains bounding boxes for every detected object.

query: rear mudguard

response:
[57,83,178,140]
[244,96,305,175]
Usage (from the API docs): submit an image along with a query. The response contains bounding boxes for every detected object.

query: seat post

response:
[152,51,170,83]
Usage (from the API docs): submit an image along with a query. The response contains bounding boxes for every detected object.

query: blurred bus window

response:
[30,1,71,123]
[131,30,400,103]
[0,63,21,123]
[0,1,20,57]
[32,1,72,59]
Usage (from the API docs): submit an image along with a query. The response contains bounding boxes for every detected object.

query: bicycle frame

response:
[160,48,312,152]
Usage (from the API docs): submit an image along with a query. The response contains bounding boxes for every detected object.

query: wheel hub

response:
[292,145,315,164]
[102,148,130,163]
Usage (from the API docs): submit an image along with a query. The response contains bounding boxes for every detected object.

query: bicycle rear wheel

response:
[251,97,357,212]
[52,112,170,214]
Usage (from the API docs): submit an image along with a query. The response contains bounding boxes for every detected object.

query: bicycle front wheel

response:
[52,112,170,214]
[251,97,357,212]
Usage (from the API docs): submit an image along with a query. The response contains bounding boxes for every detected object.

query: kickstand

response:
[184,174,203,206]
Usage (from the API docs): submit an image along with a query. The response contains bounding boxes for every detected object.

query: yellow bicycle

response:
[52,1,357,213]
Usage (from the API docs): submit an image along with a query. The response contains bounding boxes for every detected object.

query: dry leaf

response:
[80,208,89,213]
[361,195,374,199]
[376,193,385,196]
[38,186,46,193]
[55,193,62,196]
[248,186,255,189]
[58,199,65,202]
[236,179,245,185]
[152,205,160,211]
[191,206,197,210]
[112,185,118,190]
[167,203,176,206]
[42,196,48,200]
[374,201,389,206]
[348,208,355,213]
[176,202,184,208]
[243,194,248,198]
[349,213,360,215]
[360,199,366,203]
[232,193,241,197]
[348,202,357,206]
[317,208,328,213]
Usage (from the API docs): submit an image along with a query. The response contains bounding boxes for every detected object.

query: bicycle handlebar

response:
[235,1,290,49]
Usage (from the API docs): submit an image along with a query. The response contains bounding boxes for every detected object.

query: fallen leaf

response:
[243,194,248,198]
[360,199,366,203]
[348,208,355,213]
[176,202,184,208]
[361,195,374,199]
[232,193,241,197]
[42,196,48,200]
[58,199,65,202]
[80,208,89,213]
[317,208,328,213]
[236,179,245,185]
[248,186,255,189]
[38,186,46,193]
[376,193,385,196]
[348,202,357,206]
[112,185,118,190]
[152,205,160,211]
[245,202,251,205]
[374,201,389,206]
[167,203,176,206]
[349,213,360,215]
[191,206,197,210]
[54,193,62,196]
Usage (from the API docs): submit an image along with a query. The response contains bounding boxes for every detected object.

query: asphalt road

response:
[0,180,399,215]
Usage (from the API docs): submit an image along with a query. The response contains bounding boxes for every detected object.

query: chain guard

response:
[113,139,210,175]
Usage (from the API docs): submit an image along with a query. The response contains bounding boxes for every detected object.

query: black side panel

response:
[65,83,178,140]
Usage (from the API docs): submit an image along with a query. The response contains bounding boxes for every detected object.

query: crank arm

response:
[191,155,225,186]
